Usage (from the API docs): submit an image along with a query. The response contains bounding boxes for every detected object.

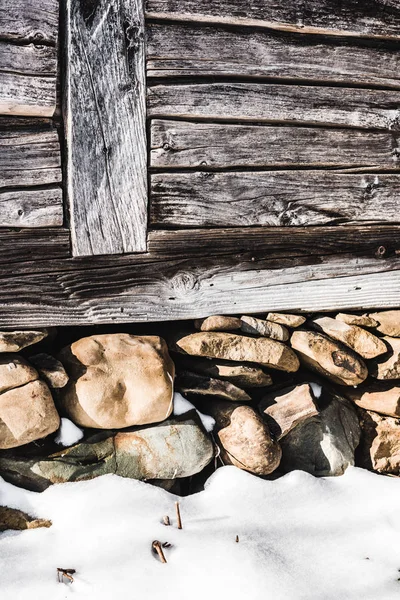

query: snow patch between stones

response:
[173,392,215,432]
[54,418,84,447]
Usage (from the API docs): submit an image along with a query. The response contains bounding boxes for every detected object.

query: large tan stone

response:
[345,382,400,418]
[290,330,368,386]
[194,316,241,332]
[369,310,400,337]
[371,336,400,380]
[0,329,48,353]
[0,380,60,449]
[259,383,318,439]
[266,312,306,328]
[0,354,38,393]
[58,334,175,429]
[336,313,378,328]
[173,332,299,372]
[358,410,400,474]
[240,315,289,341]
[312,316,387,359]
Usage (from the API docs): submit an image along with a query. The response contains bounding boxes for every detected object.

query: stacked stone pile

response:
[0,310,400,497]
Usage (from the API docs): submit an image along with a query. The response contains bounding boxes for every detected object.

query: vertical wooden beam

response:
[65,0,148,257]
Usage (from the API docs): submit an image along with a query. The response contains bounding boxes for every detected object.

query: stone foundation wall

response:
[0,310,399,494]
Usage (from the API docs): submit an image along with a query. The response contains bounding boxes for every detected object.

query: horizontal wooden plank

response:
[148,83,400,130]
[0,126,61,188]
[145,0,400,40]
[0,1,59,44]
[0,71,56,117]
[0,187,63,227]
[150,171,400,227]
[150,121,400,169]
[146,22,400,88]
[0,228,70,266]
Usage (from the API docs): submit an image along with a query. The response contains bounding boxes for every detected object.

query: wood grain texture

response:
[146,22,400,88]
[0,187,63,227]
[150,171,400,227]
[0,228,70,267]
[0,126,61,188]
[0,225,397,324]
[148,83,400,130]
[66,0,148,256]
[150,121,400,169]
[145,0,400,40]
[0,1,59,44]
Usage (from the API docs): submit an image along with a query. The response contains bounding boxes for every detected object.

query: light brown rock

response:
[0,380,60,449]
[259,383,318,439]
[358,410,400,474]
[266,312,306,328]
[207,401,281,475]
[0,354,38,393]
[0,329,48,353]
[175,356,272,388]
[369,310,400,337]
[194,316,241,332]
[0,507,52,531]
[58,334,175,429]
[176,371,251,402]
[345,382,400,418]
[371,336,400,380]
[29,353,69,389]
[312,316,387,359]
[336,313,378,328]
[240,315,289,341]
[290,330,368,386]
[173,332,299,372]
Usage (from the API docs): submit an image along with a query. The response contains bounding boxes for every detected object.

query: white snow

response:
[173,392,215,432]
[1,467,400,599]
[54,418,84,447]
[309,382,322,399]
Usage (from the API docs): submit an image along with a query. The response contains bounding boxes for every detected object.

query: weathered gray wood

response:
[66,0,148,256]
[148,83,400,130]
[0,1,59,44]
[150,121,400,169]
[147,23,400,88]
[145,0,400,40]
[0,127,61,188]
[150,171,400,227]
[0,188,63,227]
[0,229,70,268]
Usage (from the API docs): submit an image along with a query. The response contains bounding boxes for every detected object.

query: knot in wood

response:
[375,245,387,259]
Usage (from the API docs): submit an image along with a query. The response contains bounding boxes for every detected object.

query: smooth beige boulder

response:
[0,380,60,449]
[345,383,400,418]
[266,312,306,328]
[358,410,400,474]
[207,401,281,475]
[173,332,299,372]
[0,329,48,353]
[0,354,38,393]
[290,330,368,386]
[312,316,386,359]
[240,315,289,341]
[336,313,378,328]
[194,316,241,332]
[58,334,175,429]
[29,353,69,389]
[369,310,400,337]
[259,383,318,439]
[371,336,400,380]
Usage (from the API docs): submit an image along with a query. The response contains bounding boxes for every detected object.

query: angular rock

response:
[290,330,368,386]
[345,382,400,418]
[175,356,272,388]
[280,390,360,476]
[58,334,175,429]
[175,371,251,402]
[358,410,400,474]
[0,380,60,449]
[0,329,48,353]
[206,401,281,475]
[194,315,241,332]
[173,332,299,372]
[29,353,69,389]
[240,315,289,341]
[0,354,38,394]
[336,313,378,328]
[371,336,400,380]
[311,316,386,359]
[369,310,400,337]
[0,417,214,490]
[0,507,52,532]
[266,312,306,328]
[259,383,318,440]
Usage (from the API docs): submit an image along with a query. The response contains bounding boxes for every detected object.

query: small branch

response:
[175,501,182,530]
[57,568,75,583]
[163,515,170,526]
[235,535,239,543]
[152,540,167,563]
